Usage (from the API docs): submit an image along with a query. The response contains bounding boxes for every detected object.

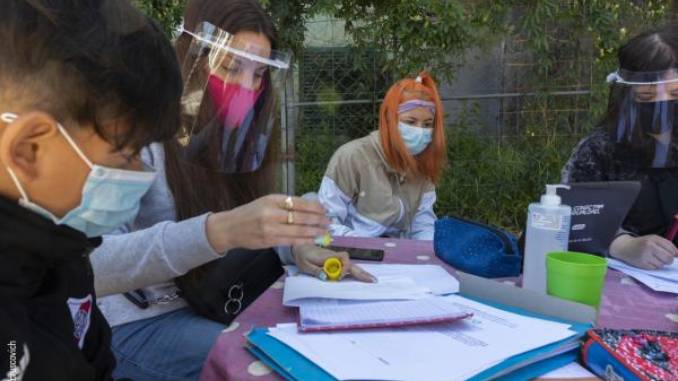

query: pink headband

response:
[397,99,436,115]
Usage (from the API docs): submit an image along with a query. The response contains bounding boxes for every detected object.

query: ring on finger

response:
[287,211,295,225]
[283,196,294,211]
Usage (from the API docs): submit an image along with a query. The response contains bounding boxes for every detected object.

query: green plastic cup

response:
[546,251,608,308]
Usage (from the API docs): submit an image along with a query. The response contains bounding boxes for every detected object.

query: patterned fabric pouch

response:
[433,216,522,278]
[582,329,678,381]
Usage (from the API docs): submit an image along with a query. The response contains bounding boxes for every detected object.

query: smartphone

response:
[330,247,384,261]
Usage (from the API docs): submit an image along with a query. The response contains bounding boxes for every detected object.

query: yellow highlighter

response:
[322,257,343,281]
[314,232,333,247]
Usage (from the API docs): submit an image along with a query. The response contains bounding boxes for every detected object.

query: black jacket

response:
[563,129,678,238]
[0,197,116,381]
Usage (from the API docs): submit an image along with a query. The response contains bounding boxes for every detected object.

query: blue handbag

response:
[434,216,522,278]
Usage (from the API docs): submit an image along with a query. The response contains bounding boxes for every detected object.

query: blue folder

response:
[246,296,592,381]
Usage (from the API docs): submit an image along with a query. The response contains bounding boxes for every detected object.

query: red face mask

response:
[207,74,263,128]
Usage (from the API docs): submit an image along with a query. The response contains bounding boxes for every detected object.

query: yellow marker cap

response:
[323,257,343,281]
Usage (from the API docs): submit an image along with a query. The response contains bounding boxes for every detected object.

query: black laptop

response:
[557,181,641,255]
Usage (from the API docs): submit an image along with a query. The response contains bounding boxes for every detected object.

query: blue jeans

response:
[111,308,224,381]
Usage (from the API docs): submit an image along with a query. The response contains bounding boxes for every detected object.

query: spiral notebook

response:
[297,297,472,332]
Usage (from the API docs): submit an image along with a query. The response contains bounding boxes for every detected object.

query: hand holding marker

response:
[313,232,376,283]
[313,233,342,281]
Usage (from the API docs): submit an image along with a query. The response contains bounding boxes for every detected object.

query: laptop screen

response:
[557,181,641,255]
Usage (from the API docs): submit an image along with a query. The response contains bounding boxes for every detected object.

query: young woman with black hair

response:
[563,24,678,270]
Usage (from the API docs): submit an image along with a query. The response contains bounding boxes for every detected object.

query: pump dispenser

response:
[541,184,566,206]
[522,184,572,293]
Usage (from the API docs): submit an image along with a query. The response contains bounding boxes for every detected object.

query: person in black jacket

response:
[562,24,678,270]
[0,1,182,380]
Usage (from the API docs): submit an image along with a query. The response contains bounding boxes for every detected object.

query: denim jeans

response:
[111,307,224,381]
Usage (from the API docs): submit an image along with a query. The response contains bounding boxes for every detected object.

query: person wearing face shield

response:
[88,2,372,381]
[562,24,678,270]
[317,72,447,240]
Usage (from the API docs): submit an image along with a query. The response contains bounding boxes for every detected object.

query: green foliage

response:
[259,0,309,56]
[512,0,669,122]
[260,1,671,85]
[322,0,510,83]
[295,128,347,196]
[438,122,578,233]
[134,0,672,85]
[133,0,186,36]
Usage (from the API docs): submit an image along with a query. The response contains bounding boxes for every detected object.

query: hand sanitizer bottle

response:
[522,184,572,293]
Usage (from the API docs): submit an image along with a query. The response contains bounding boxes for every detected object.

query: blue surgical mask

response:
[1,112,156,237]
[398,122,432,155]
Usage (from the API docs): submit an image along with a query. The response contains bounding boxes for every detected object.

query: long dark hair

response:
[166,0,279,223]
[602,24,678,165]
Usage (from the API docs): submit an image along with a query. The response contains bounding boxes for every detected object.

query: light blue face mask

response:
[1,112,157,238]
[398,122,433,155]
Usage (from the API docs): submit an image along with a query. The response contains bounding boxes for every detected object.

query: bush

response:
[439,126,582,233]
[295,128,346,196]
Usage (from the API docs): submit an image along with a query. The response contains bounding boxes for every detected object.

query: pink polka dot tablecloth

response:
[199,237,678,381]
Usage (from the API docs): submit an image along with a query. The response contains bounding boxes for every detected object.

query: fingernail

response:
[370,275,378,283]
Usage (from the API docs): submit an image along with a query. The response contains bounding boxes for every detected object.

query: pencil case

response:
[582,328,678,381]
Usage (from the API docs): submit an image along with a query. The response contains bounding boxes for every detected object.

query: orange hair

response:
[379,71,447,184]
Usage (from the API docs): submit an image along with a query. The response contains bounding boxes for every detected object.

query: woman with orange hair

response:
[318,72,446,240]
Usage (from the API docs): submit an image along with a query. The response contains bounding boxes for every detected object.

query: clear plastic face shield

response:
[607,69,678,167]
[178,22,291,173]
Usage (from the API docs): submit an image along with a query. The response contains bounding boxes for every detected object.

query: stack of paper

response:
[283,264,460,306]
[608,258,678,294]
[285,264,466,331]
[251,294,585,381]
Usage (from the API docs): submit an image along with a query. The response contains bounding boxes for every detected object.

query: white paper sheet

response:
[541,362,595,378]
[283,264,459,306]
[359,264,460,295]
[608,258,678,294]
[642,261,678,281]
[268,295,577,381]
[299,296,471,331]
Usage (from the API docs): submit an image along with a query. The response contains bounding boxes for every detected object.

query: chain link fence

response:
[282,17,599,232]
